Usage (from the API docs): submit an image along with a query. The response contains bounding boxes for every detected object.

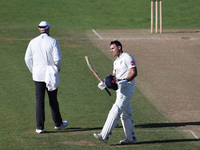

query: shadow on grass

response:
[44,127,104,133]
[44,121,200,133]
[45,125,123,133]
[111,139,198,146]
[135,122,200,128]
[43,126,199,145]
[137,139,198,144]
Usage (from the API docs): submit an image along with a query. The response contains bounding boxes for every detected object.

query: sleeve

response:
[53,40,62,70]
[24,42,33,73]
[125,55,136,69]
[54,59,62,70]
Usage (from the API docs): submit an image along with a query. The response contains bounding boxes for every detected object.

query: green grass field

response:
[0,0,200,149]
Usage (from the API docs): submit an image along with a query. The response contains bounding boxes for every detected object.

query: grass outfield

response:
[0,0,200,149]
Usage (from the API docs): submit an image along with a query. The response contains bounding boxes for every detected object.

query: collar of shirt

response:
[40,32,49,36]
[117,52,125,60]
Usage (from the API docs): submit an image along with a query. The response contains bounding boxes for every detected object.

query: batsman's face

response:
[110,44,120,57]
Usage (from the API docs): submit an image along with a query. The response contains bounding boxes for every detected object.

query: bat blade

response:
[85,56,102,82]
[85,56,111,96]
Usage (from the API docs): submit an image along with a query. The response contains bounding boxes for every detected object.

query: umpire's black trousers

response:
[35,81,63,130]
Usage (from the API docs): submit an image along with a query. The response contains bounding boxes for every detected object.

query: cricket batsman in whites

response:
[94,40,137,144]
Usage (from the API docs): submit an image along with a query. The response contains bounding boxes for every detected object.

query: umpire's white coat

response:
[25,33,62,82]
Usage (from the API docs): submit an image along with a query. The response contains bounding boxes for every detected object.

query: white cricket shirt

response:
[25,33,62,82]
[113,52,136,83]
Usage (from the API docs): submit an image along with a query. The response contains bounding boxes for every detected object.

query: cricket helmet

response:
[105,75,118,91]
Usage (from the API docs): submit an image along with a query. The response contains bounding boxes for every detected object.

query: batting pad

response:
[121,112,135,142]
[101,104,121,140]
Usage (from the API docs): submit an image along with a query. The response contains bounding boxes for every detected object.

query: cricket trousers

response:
[35,81,63,130]
[101,84,136,142]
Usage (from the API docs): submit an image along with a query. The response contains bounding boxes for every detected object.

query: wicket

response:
[151,0,162,33]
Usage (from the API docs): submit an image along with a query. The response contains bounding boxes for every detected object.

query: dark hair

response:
[110,40,122,50]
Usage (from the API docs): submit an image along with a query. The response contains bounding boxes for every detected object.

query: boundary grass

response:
[1,0,200,149]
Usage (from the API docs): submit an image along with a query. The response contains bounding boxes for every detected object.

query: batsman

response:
[94,40,137,144]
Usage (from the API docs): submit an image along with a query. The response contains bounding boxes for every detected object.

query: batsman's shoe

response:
[55,121,68,130]
[119,137,137,145]
[93,133,108,143]
[36,129,44,134]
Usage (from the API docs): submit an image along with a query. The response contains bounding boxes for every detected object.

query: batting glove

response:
[117,79,128,88]
[98,81,107,90]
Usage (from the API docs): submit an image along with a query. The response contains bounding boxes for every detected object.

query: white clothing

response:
[98,82,106,90]
[113,52,136,89]
[45,65,59,91]
[101,52,136,142]
[113,52,136,79]
[25,33,62,82]
[101,84,135,142]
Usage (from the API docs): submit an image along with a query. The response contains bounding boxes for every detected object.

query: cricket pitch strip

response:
[87,29,200,140]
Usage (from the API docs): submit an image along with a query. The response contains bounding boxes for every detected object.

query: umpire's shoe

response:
[55,121,68,130]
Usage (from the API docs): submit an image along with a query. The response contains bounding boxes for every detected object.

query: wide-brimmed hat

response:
[38,21,50,30]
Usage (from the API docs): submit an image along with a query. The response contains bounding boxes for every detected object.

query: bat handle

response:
[105,88,111,96]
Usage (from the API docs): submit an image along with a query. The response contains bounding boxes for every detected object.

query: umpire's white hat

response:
[38,21,50,30]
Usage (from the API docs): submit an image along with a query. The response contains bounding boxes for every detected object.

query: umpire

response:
[25,21,68,133]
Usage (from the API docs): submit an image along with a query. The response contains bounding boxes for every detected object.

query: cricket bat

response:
[85,56,111,96]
